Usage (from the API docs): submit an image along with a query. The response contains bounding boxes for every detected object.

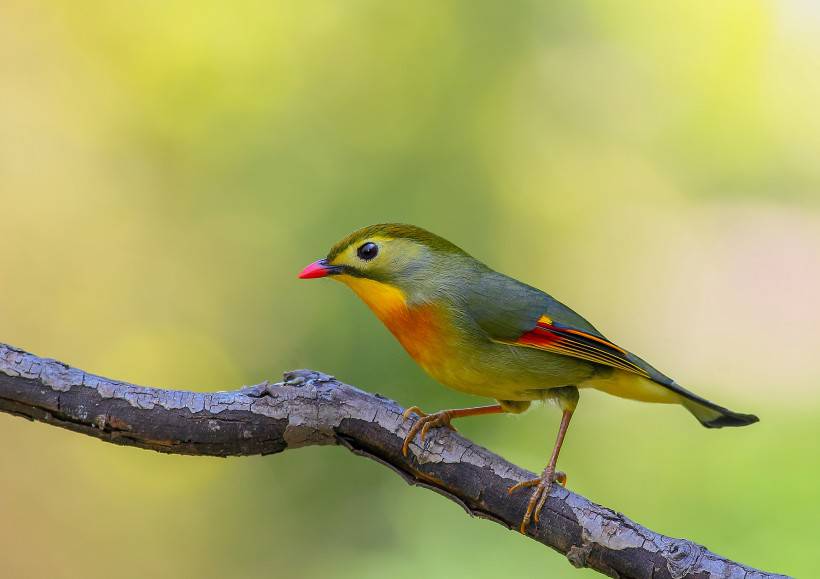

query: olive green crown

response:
[327,223,467,261]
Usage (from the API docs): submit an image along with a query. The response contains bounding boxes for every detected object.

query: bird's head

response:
[298,223,471,314]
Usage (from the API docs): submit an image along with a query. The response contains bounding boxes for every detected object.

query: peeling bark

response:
[0,343,787,579]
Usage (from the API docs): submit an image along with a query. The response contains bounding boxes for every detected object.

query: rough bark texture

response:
[0,342,786,579]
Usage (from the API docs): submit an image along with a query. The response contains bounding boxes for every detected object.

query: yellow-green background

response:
[2,2,818,577]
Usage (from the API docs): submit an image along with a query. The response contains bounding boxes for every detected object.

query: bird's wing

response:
[462,269,763,427]
[465,269,669,383]
[512,315,651,378]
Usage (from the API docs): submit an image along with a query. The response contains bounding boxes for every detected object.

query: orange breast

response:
[336,275,449,371]
[382,304,449,370]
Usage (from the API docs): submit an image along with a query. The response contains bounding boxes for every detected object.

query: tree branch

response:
[0,342,785,579]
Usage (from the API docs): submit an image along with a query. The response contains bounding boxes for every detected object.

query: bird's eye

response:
[357,242,379,261]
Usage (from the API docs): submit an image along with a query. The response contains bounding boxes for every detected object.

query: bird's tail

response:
[681,396,759,429]
[585,372,759,428]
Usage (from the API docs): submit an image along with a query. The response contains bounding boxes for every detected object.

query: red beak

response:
[298,259,337,279]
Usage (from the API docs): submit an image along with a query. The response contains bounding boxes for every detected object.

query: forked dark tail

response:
[681,397,759,428]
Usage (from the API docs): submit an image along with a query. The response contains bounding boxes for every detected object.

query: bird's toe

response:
[509,468,567,534]
[401,410,456,457]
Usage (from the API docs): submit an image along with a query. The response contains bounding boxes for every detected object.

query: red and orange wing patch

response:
[515,316,650,377]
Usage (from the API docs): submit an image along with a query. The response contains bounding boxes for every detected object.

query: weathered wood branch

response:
[0,342,785,579]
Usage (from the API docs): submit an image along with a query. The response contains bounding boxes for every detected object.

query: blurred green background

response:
[2,1,818,577]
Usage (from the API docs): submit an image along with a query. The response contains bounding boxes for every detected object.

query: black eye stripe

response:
[356,242,379,261]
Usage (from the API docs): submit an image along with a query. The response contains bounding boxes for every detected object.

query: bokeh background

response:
[2,1,819,577]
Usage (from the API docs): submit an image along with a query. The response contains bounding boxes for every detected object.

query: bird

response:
[298,223,758,533]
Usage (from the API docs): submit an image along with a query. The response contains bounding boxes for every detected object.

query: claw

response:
[533,485,550,524]
[420,421,432,442]
[402,406,426,420]
[400,408,455,457]
[507,478,539,494]
[508,469,567,534]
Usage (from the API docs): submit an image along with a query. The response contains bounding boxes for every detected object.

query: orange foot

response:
[401,406,457,456]
[508,467,567,534]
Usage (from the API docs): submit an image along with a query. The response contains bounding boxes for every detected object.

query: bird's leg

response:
[508,409,573,533]
[509,385,578,534]
[401,404,504,456]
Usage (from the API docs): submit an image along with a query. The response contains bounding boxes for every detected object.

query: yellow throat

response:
[335,275,409,320]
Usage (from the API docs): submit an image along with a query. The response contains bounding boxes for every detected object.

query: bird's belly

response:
[386,314,497,395]
[422,347,592,401]
[362,296,594,401]
[388,314,592,400]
